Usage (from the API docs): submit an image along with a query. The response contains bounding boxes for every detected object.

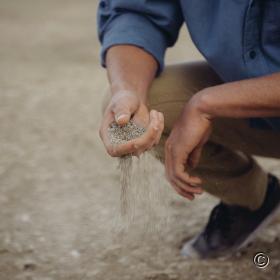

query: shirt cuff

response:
[100,13,168,75]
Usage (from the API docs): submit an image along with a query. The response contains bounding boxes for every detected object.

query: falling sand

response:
[108,121,146,217]
[108,121,172,237]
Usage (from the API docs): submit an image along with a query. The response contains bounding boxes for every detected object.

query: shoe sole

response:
[236,197,280,252]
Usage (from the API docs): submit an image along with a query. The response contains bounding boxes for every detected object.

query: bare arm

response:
[164,73,280,200]
[193,73,280,119]
[106,45,157,104]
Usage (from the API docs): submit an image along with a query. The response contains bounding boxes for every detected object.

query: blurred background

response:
[0,1,280,279]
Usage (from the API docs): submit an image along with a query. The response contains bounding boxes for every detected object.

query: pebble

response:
[70,250,81,258]
[19,214,31,223]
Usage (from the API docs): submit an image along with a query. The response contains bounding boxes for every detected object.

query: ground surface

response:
[0,1,280,279]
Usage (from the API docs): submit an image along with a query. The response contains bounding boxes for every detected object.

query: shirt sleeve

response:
[97,0,183,74]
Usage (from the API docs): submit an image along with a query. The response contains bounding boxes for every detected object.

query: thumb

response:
[111,91,138,126]
[112,103,132,126]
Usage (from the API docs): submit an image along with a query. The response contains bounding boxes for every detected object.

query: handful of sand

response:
[108,120,146,145]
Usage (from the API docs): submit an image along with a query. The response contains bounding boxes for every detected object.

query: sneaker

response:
[181,174,280,259]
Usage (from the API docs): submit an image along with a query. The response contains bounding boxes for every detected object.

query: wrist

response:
[187,89,215,120]
[110,85,148,104]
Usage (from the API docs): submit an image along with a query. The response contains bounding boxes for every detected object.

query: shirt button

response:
[100,0,107,8]
[249,50,257,59]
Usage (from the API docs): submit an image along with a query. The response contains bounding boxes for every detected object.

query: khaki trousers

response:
[148,62,280,210]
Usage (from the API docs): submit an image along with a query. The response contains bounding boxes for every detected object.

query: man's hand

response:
[99,90,164,157]
[165,97,212,200]
[99,45,163,157]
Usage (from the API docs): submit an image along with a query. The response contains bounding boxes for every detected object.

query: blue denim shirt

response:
[97,0,280,131]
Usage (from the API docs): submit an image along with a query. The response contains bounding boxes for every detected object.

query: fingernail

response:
[116,114,128,122]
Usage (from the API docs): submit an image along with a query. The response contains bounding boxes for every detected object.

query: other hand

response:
[165,96,212,200]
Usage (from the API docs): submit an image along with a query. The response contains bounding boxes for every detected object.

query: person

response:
[97,0,280,258]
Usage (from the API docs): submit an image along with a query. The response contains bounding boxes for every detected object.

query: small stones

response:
[108,121,146,145]
[19,214,31,223]
[23,262,36,271]
[70,250,81,258]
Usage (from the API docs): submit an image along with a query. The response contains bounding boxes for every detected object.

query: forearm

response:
[106,45,158,103]
[194,72,280,119]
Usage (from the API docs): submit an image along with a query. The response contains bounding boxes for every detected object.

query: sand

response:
[108,121,147,218]
[108,121,171,236]
[108,121,146,145]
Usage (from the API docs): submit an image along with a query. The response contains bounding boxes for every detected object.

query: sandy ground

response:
[0,1,280,279]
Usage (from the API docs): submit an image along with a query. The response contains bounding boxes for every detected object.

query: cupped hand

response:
[99,90,164,157]
[165,98,212,200]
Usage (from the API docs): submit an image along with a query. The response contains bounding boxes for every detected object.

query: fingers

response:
[173,174,203,194]
[172,184,195,200]
[154,112,164,145]
[109,110,164,157]
[99,110,116,155]
[100,90,164,157]
[165,153,196,200]
[100,109,164,157]
[144,111,164,150]
[134,110,164,152]
[164,144,193,200]
[188,145,203,169]
[164,140,203,200]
